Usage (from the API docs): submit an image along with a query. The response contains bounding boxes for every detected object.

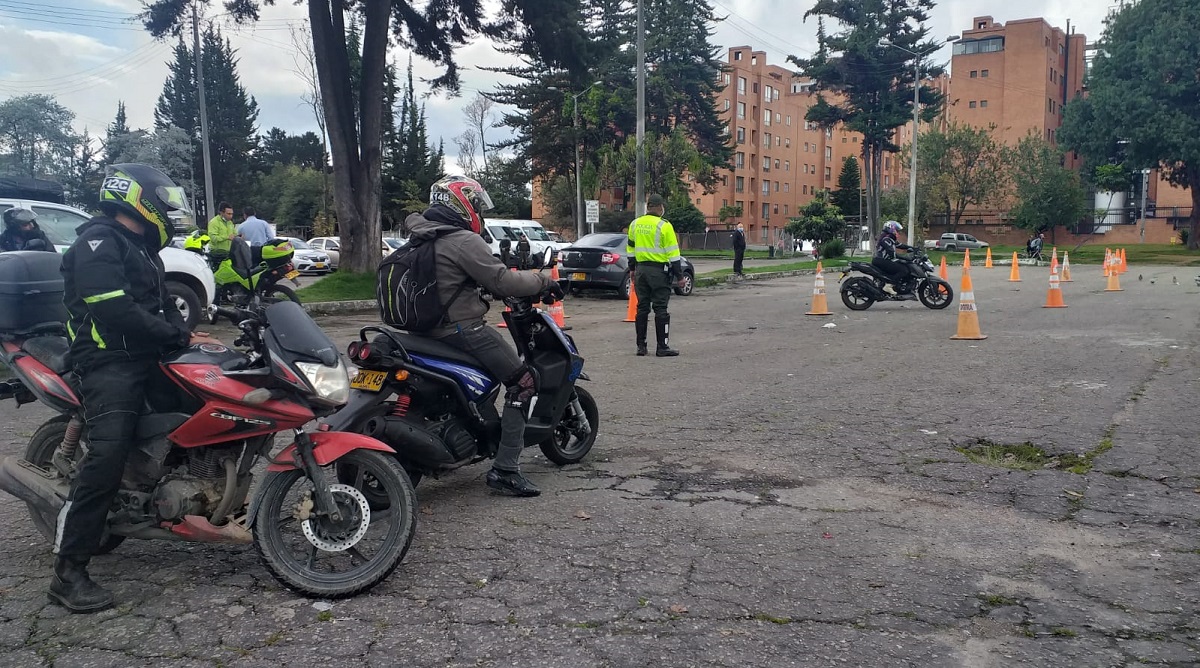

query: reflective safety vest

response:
[626,214,681,264]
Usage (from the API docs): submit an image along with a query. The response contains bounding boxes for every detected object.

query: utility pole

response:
[1139,168,1150,243]
[635,0,646,216]
[193,2,215,223]
[906,55,920,247]
[574,100,583,239]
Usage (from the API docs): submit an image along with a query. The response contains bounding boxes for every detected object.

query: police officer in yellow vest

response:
[627,194,682,357]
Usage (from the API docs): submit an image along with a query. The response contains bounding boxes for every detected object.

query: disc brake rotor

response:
[300,484,372,552]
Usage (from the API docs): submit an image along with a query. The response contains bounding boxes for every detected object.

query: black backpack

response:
[376,233,465,332]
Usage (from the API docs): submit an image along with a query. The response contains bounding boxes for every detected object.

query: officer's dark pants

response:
[733,248,745,275]
[634,263,672,318]
[436,323,527,472]
[56,360,174,558]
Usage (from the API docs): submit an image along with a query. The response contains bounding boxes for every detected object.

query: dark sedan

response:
[557,233,695,298]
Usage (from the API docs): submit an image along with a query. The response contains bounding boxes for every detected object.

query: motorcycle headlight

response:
[295,359,350,405]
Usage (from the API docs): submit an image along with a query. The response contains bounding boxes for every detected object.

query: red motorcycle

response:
[0,302,417,599]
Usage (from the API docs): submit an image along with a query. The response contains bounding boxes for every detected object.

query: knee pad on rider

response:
[503,366,537,409]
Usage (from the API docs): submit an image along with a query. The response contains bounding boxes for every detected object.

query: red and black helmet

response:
[429,175,494,235]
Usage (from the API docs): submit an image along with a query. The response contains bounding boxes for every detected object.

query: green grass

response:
[294,271,377,302]
[701,258,850,279]
[957,438,1114,475]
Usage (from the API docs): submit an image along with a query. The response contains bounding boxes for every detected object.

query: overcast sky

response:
[0,0,1115,174]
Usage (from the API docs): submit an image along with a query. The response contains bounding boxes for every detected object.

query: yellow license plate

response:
[284,270,300,279]
[571,272,587,281]
[314,262,325,269]
[350,370,388,392]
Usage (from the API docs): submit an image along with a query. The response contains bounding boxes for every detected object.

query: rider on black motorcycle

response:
[405,175,562,498]
[872,221,917,301]
[1,208,55,252]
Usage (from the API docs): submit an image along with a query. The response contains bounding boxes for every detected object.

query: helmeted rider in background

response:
[52,164,217,613]
[405,175,562,497]
[872,220,917,300]
[1,207,55,252]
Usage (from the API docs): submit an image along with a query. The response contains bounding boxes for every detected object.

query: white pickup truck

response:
[0,199,216,328]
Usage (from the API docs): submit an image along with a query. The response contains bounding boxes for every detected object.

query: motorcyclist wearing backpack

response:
[405,175,562,497]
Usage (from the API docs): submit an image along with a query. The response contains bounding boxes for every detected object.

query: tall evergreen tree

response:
[154,27,259,216]
[103,102,132,165]
[790,0,944,241]
[832,156,862,220]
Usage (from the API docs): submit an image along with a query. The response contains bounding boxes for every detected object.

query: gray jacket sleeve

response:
[453,233,551,297]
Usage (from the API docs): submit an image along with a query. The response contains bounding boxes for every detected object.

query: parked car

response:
[383,237,408,253]
[557,233,695,299]
[925,232,989,252]
[307,236,393,270]
[0,198,215,328]
[484,221,561,258]
[283,237,332,275]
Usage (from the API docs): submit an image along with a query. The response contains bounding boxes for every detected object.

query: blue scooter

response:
[324,250,597,488]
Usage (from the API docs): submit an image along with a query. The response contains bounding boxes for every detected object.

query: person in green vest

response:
[626,194,683,357]
[206,201,236,261]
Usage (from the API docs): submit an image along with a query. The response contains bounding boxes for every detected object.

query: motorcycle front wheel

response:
[253,450,416,598]
[539,386,599,465]
[918,278,954,310]
[839,277,876,311]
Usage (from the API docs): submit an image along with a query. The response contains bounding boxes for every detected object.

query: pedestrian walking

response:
[731,223,746,276]
[627,194,683,357]
[516,232,531,269]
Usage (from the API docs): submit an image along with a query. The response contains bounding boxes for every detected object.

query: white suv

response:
[0,199,216,328]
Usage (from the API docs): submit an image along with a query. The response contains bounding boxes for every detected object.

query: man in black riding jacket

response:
[872,221,917,300]
[52,164,216,613]
[406,175,561,497]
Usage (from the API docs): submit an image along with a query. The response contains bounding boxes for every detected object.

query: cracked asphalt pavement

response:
[1,264,1199,667]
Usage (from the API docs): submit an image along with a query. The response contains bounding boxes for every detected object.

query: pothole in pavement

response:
[955,438,1113,475]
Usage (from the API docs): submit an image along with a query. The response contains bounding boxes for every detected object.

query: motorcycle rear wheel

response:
[261,284,301,305]
[539,386,598,465]
[254,450,416,598]
[839,277,876,311]
[918,278,954,310]
[24,417,125,554]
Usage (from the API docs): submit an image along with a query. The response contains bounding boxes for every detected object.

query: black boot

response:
[635,314,649,356]
[486,468,541,497]
[655,314,679,357]
[48,557,113,613]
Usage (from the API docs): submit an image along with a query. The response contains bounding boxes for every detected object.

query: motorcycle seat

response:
[229,238,255,280]
[20,335,71,375]
[385,332,487,369]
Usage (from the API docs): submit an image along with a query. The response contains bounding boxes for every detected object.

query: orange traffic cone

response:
[985,247,993,268]
[1105,255,1123,292]
[964,248,971,266]
[1061,252,1073,282]
[1050,248,1059,273]
[550,263,561,282]
[950,263,987,340]
[1104,249,1112,276]
[938,255,949,280]
[547,300,567,327]
[1119,248,1128,273]
[1043,263,1067,308]
[623,279,639,322]
[805,262,833,316]
[1008,252,1021,282]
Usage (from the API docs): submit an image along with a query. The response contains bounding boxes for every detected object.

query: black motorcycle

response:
[838,251,954,311]
[324,250,597,489]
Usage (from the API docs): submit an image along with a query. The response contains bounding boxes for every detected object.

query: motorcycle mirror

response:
[542,247,555,269]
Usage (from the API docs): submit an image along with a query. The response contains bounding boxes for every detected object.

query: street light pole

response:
[879,36,958,246]
[635,0,646,216]
[550,81,603,240]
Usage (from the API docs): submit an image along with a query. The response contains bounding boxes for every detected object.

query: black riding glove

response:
[543,282,565,303]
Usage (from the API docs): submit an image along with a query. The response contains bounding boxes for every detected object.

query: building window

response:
[724,100,731,111]
[735,152,744,167]
[980,100,988,108]
[970,70,978,78]
[776,137,781,147]
[737,102,745,119]
[775,113,781,123]
[736,200,743,212]
[969,101,977,109]
[737,127,745,144]
[803,184,808,194]
[738,77,746,93]
[953,37,1005,55]
[735,176,744,192]
[764,85,772,101]
[762,180,770,194]
[804,164,809,174]
[762,203,770,218]
[786,115,792,126]
[774,205,779,214]
[784,160,790,171]
[784,138,790,148]
[734,51,742,61]
[784,205,789,215]
[825,167,832,181]
[884,175,889,187]
[753,82,759,94]
[724,73,731,84]
[763,109,771,125]
[825,128,833,139]
[764,133,771,147]
[981,69,989,78]
[825,146,832,160]
[783,182,789,192]
[762,156,770,170]
[804,142,809,152]
[774,181,780,192]
[774,159,780,169]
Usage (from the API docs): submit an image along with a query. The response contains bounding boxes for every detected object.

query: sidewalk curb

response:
[299,268,848,314]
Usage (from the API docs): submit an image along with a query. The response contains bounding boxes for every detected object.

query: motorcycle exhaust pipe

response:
[0,456,68,517]
[364,416,459,469]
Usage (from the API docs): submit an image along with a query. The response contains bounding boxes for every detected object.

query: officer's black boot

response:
[48,556,114,613]
[635,314,649,356]
[655,314,679,357]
